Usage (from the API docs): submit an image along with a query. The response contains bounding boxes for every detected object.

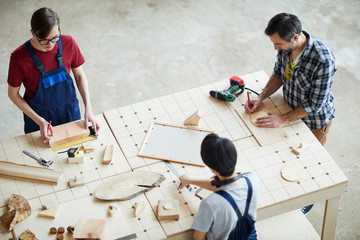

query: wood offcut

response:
[0,161,62,185]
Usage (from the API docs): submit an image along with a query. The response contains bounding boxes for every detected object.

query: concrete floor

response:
[0,0,359,239]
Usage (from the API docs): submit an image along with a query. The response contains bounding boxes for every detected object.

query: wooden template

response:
[0,161,62,185]
[138,122,212,167]
[95,171,165,200]
[281,162,305,182]
[49,120,91,151]
[235,105,288,147]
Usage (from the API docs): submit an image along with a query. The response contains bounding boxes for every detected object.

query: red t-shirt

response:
[7,35,85,99]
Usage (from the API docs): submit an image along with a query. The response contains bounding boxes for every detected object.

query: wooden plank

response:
[49,120,90,150]
[138,122,212,167]
[73,218,106,240]
[0,161,62,185]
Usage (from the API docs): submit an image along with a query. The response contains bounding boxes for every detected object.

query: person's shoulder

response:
[243,172,259,181]
[10,41,30,61]
[306,32,335,61]
[11,42,28,56]
[61,35,77,44]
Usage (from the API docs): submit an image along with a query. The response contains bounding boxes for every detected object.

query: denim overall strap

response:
[25,40,46,75]
[215,176,253,217]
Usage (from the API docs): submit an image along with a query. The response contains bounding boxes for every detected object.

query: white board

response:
[138,122,212,167]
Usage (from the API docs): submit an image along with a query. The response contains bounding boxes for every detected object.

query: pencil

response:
[247,91,252,110]
[44,121,52,142]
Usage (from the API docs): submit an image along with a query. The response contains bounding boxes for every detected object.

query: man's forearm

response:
[259,74,283,101]
[282,105,309,123]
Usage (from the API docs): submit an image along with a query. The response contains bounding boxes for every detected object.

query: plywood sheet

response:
[235,104,288,146]
[138,122,212,167]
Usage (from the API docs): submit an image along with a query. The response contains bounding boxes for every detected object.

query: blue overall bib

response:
[24,38,81,133]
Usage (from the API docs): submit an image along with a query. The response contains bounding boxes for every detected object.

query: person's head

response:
[200,133,237,177]
[30,7,61,51]
[265,13,302,51]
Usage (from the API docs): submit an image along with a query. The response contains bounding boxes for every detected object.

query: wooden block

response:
[184,110,202,126]
[291,142,309,155]
[69,175,86,188]
[0,161,62,185]
[38,204,61,219]
[73,218,106,240]
[107,204,118,217]
[68,151,84,164]
[157,199,179,221]
[102,145,114,165]
[19,229,38,240]
[49,120,90,150]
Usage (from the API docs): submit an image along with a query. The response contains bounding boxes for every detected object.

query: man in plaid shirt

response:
[245,13,336,146]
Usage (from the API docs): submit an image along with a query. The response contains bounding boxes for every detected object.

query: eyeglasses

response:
[34,28,61,45]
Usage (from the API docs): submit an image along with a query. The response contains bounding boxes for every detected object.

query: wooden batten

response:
[102,145,114,165]
[0,161,62,185]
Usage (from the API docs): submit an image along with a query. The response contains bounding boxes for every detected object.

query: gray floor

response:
[1,0,359,239]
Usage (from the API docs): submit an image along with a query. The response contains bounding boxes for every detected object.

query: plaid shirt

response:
[273,31,336,130]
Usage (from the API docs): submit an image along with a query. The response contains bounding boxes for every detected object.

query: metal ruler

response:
[164,161,193,192]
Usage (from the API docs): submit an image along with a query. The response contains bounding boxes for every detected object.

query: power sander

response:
[209,76,258,102]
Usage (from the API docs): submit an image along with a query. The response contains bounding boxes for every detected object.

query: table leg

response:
[321,196,340,240]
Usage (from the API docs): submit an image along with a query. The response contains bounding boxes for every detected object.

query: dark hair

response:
[200,133,237,177]
[264,13,302,41]
[31,7,60,39]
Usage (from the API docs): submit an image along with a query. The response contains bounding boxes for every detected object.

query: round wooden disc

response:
[250,111,268,125]
[281,162,304,182]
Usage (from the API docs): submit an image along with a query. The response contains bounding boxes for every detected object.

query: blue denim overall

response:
[24,38,81,133]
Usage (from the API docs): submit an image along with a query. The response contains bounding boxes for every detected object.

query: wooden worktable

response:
[0,71,348,240]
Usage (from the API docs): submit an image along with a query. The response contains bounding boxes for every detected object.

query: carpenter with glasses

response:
[7,7,100,144]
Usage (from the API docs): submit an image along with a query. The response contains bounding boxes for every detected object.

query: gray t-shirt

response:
[192,172,259,240]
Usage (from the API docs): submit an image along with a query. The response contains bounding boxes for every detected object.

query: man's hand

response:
[255,112,286,128]
[245,97,263,114]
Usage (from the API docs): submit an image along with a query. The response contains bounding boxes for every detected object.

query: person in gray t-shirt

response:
[180,133,259,240]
